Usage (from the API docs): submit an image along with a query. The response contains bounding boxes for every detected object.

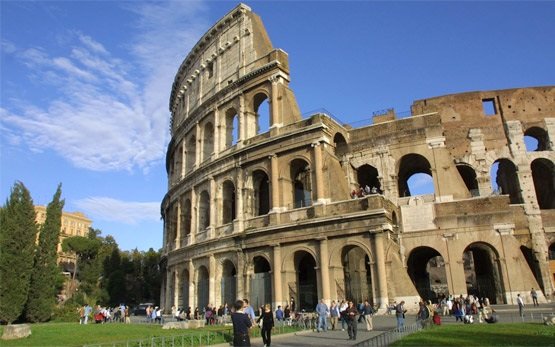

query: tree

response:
[25,184,65,322]
[62,234,101,296]
[0,182,38,324]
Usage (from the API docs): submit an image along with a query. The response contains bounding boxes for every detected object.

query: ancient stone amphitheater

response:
[160,4,555,312]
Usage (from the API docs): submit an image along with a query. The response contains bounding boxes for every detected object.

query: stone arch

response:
[397,153,434,197]
[406,246,448,302]
[531,158,555,209]
[222,180,236,224]
[202,121,214,161]
[524,126,550,151]
[341,245,374,305]
[224,107,239,148]
[463,242,505,304]
[333,133,348,157]
[491,158,523,204]
[251,255,272,310]
[181,268,190,310]
[221,259,237,306]
[290,250,318,311]
[252,169,270,216]
[197,265,210,309]
[253,91,270,134]
[186,134,196,172]
[198,190,210,231]
[456,163,479,197]
[290,158,312,208]
[356,164,382,193]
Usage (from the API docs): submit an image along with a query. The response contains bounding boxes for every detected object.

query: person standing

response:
[363,299,374,331]
[329,300,340,330]
[339,300,348,331]
[315,299,329,332]
[257,304,274,347]
[345,301,358,341]
[395,301,407,330]
[275,305,284,326]
[243,299,256,325]
[531,288,539,307]
[517,293,524,317]
[231,300,252,346]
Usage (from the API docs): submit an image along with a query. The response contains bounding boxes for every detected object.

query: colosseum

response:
[160,4,555,313]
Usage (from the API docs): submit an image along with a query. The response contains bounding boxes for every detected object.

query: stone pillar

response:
[273,244,283,308]
[238,93,245,144]
[188,261,195,312]
[190,188,197,243]
[176,199,182,248]
[319,238,331,304]
[195,122,201,168]
[270,154,281,211]
[236,169,245,221]
[312,142,326,204]
[174,268,181,308]
[213,109,220,156]
[270,77,280,127]
[165,269,173,311]
[237,251,245,299]
[209,177,217,234]
[373,232,389,309]
[209,255,216,306]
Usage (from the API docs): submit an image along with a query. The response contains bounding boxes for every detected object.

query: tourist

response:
[395,300,406,330]
[329,300,340,330]
[284,305,291,326]
[275,305,284,326]
[243,299,256,324]
[345,300,358,340]
[363,299,374,331]
[517,293,524,317]
[339,300,348,331]
[315,299,329,332]
[257,303,274,347]
[531,288,539,306]
[231,300,252,346]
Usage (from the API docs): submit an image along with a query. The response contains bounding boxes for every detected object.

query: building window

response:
[482,99,497,116]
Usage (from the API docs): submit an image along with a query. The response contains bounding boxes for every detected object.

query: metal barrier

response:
[354,322,423,347]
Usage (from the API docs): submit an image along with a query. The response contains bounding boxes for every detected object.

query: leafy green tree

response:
[62,234,101,296]
[0,182,38,323]
[25,184,65,322]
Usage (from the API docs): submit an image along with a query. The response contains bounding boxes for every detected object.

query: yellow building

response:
[34,206,92,272]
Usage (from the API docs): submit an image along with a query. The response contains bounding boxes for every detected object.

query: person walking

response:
[257,304,274,347]
[531,288,539,307]
[345,301,358,341]
[363,299,374,331]
[517,293,524,317]
[339,300,348,331]
[275,305,284,326]
[329,300,340,330]
[395,301,407,331]
[231,300,252,346]
[315,299,329,332]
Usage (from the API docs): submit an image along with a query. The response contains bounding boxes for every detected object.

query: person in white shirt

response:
[516,293,524,317]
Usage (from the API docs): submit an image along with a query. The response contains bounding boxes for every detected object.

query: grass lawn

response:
[0,323,299,347]
[391,323,555,346]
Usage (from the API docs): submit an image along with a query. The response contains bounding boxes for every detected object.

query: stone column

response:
[209,177,217,236]
[270,76,280,127]
[174,268,181,308]
[190,187,197,243]
[273,244,283,308]
[165,269,173,311]
[312,142,325,204]
[213,108,220,156]
[236,169,245,221]
[195,122,201,168]
[270,154,281,211]
[176,199,182,248]
[188,261,195,313]
[236,251,245,299]
[373,232,389,309]
[238,93,245,145]
[209,255,216,306]
[319,238,331,304]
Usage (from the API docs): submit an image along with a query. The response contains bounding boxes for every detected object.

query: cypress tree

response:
[0,182,38,324]
[25,184,65,322]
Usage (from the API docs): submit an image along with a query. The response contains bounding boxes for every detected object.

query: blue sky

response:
[1,1,554,251]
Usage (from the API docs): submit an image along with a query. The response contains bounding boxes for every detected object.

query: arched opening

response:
[407,247,448,302]
[181,269,190,310]
[221,260,237,307]
[456,164,479,197]
[202,122,214,161]
[225,108,239,148]
[531,158,555,209]
[524,127,550,151]
[463,243,504,304]
[291,159,312,208]
[222,180,236,224]
[356,164,382,193]
[342,246,373,304]
[198,190,210,231]
[333,133,348,157]
[491,159,523,204]
[295,251,318,311]
[186,135,196,173]
[182,198,192,242]
[197,266,209,310]
[520,246,544,293]
[251,256,272,310]
[398,154,434,197]
[254,93,270,134]
[253,170,270,216]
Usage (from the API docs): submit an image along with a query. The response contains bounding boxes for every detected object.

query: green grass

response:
[391,323,555,347]
[0,323,299,346]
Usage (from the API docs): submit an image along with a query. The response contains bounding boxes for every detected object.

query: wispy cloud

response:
[1,1,209,172]
[74,197,160,224]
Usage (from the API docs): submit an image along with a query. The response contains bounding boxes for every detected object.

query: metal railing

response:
[354,322,423,347]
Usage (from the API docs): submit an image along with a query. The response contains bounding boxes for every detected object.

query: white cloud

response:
[74,197,160,224]
[1,1,209,172]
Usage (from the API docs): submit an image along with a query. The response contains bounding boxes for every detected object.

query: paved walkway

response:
[214,302,555,347]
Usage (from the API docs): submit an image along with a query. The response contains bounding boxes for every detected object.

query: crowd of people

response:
[78,304,131,324]
[350,184,381,199]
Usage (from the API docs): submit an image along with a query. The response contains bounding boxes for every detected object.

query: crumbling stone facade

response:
[160,4,555,313]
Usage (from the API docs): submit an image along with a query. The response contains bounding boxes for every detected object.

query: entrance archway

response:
[295,251,318,311]
[463,243,504,304]
[197,266,209,309]
[342,246,373,304]
[221,260,237,306]
[251,256,272,310]
[407,247,448,302]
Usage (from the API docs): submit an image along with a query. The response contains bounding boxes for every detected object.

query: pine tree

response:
[0,182,38,324]
[25,184,65,322]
